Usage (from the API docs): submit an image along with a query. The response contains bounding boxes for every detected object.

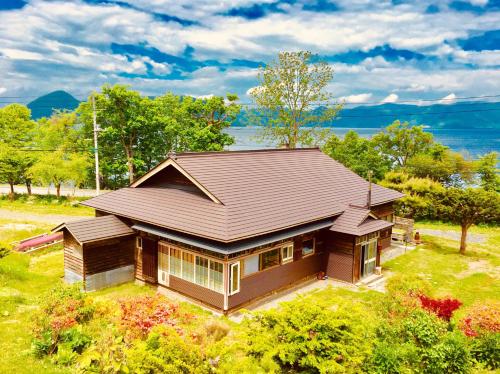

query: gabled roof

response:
[82,148,403,242]
[329,205,394,236]
[53,215,134,245]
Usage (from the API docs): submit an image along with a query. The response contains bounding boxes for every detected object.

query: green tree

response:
[78,85,239,188]
[249,51,342,148]
[322,130,391,180]
[30,111,89,197]
[433,188,500,254]
[372,121,433,168]
[476,152,499,192]
[0,104,36,198]
[405,144,475,186]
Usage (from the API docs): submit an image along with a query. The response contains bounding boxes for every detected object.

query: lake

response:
[226,127,500,158]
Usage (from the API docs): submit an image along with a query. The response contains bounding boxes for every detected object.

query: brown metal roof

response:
[82,148,403,242]
[53,215,134,244]
[329,206,393,236]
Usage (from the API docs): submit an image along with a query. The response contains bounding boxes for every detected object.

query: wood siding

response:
[64,234,84,276]
[83,236,134,276]
[141,237,158,283]
[326,252,353,282]
[372,202,394,218]
[169,276,224,309]
[228,252,324,309]
[379,228,392,250]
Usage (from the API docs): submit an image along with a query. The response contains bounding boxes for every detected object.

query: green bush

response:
[243,296,375,373]
[470,332,500,370]
[369,342,403,374]
[126,327,210,373]
[420,332,471,374]
[403,310,447,347]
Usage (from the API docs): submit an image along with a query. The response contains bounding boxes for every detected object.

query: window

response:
[302,238,315,257]
[195,257,209,288]
[243,254,259,276]
[260,248,279,270]
[209,261,224,293]
[182,252,194,282]
[168,246,224,293]
[169,247,182,277]
[136,237,142,249]
[229,262,240,295]
[281,244,294,263]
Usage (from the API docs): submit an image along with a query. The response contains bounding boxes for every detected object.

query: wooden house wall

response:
[83,236,134,276]
[379,228,392,250]
[371,202,394,219]
[169,276,225,309]
[326,232,355,282]
[228,252,324,309]
[64,234,84,276]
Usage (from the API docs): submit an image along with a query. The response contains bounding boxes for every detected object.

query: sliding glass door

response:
[360,239,377,278]
[158,243,169,286]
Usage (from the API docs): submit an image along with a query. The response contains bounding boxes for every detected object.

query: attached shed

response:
[53,215,135,291]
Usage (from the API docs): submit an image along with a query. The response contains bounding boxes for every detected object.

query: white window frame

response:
[136,236,143,249]
[281,243,294,264]
[229,262,240,295]
[166,244,225,294]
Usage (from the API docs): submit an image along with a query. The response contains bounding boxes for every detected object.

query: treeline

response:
[0,84,241,193]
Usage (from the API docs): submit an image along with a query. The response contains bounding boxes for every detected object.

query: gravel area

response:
[417,228,486,243]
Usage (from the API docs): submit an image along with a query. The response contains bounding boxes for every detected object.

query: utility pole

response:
[92,94,100,195]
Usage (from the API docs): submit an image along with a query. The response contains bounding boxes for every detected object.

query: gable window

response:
[136,237,142,249]
[281,244,294,264]
[229,262,240,295]
[260,248,279,270]
[302,238,315,257]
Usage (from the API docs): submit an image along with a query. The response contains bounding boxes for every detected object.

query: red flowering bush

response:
[118,294,195,340]
[32,284,94,356]
[459,300,500,337]
[418,294,462,321]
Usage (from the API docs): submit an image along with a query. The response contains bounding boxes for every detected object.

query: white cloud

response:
[381,93,398,103]
[340,93,373,103]
[0,87,6,95]
[439,93,457,104]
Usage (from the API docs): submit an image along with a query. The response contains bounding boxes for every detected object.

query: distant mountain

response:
[28,90,80,119]
[235,101,500,129]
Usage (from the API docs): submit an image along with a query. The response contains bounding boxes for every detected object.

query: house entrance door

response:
[360,240,377,278]
[158,242,169,286]
[141,238,158,283]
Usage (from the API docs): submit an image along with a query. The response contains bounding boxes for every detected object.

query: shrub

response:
[403,309,447,347]
[31,284,94,356]
[459,300,500,337]
[469,332,500,370]
[421,332,472,374]
[243,296,375,373]
[418,295,462,322]
[369,342,402,374]
[125,327,210,373]
[77,329,128,374]
[0,245,10,259]
[118,294,194,340]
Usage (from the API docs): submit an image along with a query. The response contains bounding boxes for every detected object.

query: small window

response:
[260,248,279,270]
[302,238,315,257]
[229,262,240,295]
[243,254,259,276]
[136,237,142,249]
[281,244,294,263]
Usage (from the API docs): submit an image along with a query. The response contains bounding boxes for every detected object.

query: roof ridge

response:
[175,147,321,158]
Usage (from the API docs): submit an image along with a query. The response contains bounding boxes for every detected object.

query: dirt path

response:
[417,228,486,243]
[0,208,88,225]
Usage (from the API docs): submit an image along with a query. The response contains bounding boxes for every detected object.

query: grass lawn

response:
[0,194,94,216]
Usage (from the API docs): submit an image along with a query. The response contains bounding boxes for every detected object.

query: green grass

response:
[0,218,54,248]
[0,194,94,216]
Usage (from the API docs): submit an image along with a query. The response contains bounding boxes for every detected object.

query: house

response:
[54,148,403,312]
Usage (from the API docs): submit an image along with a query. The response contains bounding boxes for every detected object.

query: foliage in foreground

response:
[27,274,500,374]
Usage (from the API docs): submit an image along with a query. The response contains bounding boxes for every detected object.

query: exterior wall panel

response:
[326,251,353,282]
[169,275,224,309]
[228,253,324,309]
[83,236,135,276]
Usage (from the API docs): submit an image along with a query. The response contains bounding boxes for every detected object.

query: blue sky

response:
[0,0,499,104]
